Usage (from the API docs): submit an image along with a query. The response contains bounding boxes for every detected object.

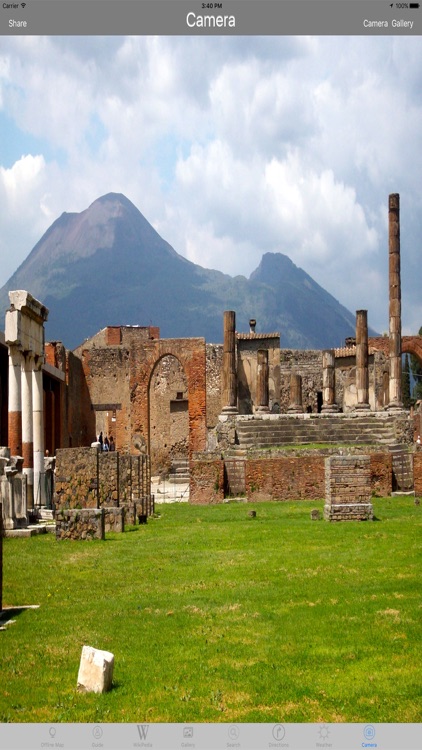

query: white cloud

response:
[0,35,421,337]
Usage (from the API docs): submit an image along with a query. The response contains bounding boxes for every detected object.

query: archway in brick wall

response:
[369,335,422,364]
[402,335,422,365]
[148,354,189,474]
[129,337,207,463]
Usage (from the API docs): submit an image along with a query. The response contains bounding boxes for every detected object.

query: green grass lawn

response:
[0,498,421,723]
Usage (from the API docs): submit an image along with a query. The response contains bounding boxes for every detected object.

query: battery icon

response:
[409,3,420,8]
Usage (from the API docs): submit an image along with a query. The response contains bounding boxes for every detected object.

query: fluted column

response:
[256,349,269,413]
[221,310,238,413]
[321,350,339,412]
[32,356,45,506]
[387,193,403,409]
[355,310,370,410]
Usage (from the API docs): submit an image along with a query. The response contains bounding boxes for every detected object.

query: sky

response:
[0,35,421,336]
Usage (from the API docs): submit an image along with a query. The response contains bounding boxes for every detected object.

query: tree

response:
[402,354,412,408]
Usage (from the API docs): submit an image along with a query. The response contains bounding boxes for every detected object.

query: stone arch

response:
[129,337,207,460]
[402,335,422,365]
[369,335,422,364]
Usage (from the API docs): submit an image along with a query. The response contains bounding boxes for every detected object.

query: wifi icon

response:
[21,2,26,7]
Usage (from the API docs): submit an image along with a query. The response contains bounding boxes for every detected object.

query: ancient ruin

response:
[0,193,421,534]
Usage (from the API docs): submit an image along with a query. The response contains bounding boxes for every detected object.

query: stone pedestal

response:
[324,455,373,521]
[0,457,27,530]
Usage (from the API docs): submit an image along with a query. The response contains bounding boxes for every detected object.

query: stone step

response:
[5,524,49,538]
[39,508,54,521]
[236,420,397,447]
[237,425,396,435]
[238,427,395,437]
[239,434,395,445]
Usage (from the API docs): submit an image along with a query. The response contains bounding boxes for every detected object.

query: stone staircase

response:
[236,414,398,449]
[169,458,190,484]
[389,444,414,493]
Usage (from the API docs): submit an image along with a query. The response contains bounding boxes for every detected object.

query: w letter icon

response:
[137,724,149,740]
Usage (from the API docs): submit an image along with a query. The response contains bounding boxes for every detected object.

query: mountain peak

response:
[250,252,297,285]
[0,195,358,350]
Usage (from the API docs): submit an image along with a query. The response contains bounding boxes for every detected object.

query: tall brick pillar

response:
[7,344,22,456]
[288,373,303,413]
[355,310,370,410]
[387,193,403,410]
[221,310,238,414]
[321,350,339,412]
[256,349,269,413]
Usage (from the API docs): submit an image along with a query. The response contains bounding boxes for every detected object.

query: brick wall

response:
[81,345,131,452]
[106,327,122,346]
[414,451,422,496]
[66,351,96,448]
[130,338,207,458]
[189,457,224,504]
[189,451,393,504]
[280,350,322,413]
[206,344,223,428]
[55,448,151,510]
[246,456,325,501]
[149,355,189,471]
[55,447,98,509]
[370,453,392,497]
[237,335,281,414]
[55,508,105,540]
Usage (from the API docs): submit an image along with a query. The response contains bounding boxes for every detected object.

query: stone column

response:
[21,353,34,508]
[256,349,269,413]
[7,345,22,456]
[221,310,238,413]
[32,357,45,506]
[321,350,339,412]
[288,372,303,413]
[355,309,370,410]
[387,193,403,409]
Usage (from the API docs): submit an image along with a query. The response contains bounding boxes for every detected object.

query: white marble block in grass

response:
[77,645,114,694]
